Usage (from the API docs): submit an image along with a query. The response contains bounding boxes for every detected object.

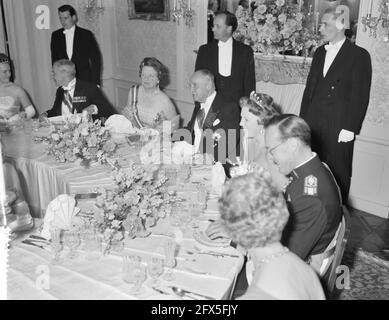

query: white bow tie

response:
[63,28,73,34]
[218,40,231,47]
[324,43,336,51]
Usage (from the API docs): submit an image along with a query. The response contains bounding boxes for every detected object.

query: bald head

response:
[189,70,216,103]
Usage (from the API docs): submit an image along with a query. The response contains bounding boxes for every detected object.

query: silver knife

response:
[21,240,50,251]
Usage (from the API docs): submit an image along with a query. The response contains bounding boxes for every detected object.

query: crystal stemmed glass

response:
[163,239,177,281]
[64,230,80,259]
[129,259,147,296]
[123,255,141,284]
[50,228,63,264]
[147,257,164,286]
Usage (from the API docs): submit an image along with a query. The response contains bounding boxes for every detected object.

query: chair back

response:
[324,205,351,296]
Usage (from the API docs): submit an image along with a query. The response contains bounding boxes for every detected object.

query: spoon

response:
[171,286,214,300]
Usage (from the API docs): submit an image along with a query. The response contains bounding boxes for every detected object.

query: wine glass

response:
[147,257,164,286]
[128,258,147,296]
[63,230,80,259]
[50,228,63,265]
[163,239,177,281]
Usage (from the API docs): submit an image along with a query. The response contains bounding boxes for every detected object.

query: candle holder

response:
[171,0,195,27]
[362,0,389,41]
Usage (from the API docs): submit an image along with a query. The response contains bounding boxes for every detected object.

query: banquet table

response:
[4,126,244,300]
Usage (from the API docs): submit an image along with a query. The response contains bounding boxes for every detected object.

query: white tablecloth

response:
[4,127,244,300]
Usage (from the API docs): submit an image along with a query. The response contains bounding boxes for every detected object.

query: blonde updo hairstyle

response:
[218,170,289,249]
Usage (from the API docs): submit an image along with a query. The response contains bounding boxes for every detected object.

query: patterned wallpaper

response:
[364,26,389,129]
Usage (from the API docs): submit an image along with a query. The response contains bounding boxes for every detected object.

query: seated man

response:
[207,114,342,275]
[172,69,240,164]
[44,59,116,120]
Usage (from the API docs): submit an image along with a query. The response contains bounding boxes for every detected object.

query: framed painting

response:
[128,0,170,21]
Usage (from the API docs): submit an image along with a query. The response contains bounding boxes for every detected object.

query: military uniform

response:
[281,154,342,261]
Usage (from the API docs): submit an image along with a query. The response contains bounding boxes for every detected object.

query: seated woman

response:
[219,171,325,300]
[0,53,36,123]
[121,57,178,130]
[232,91,288,191]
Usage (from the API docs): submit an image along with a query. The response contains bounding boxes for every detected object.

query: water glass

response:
[147,257,164,286]
[63,230,80,259]
[163,239,177,281]
[50,228,63,264]
[123,256,147,296]
[122,255,141,284]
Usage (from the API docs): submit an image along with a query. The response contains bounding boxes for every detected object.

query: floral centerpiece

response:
[93,162,179,253]
[234,0,323,56]
[47,113,117,166]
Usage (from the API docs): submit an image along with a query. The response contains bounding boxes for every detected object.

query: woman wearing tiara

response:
[121,57,179,130]
[0,53,36,123]
[230,91,289,191]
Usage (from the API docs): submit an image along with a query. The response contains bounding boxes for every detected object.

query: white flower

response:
[275,0,285,7]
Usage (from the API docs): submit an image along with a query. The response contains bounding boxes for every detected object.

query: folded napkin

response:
[41,194,80,240]
[105,115,137,135]
[171,141,195,164]
[212,162,226,197]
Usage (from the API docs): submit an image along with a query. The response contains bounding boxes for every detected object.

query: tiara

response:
[0,56,9,64]
[249,91,273,113]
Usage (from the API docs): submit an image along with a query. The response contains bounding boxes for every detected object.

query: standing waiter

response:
[51,5,102,86]
[195,10,255,109]
[300,7,372,203]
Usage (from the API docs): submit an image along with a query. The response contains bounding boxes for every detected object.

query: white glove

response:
[84,105,98,115]
[338,129,355,143]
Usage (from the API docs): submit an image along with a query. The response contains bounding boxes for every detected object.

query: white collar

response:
[62,78,76,91]
[63,25,76,34]
[294,152,317,170]
[218,37,233,47]
[201,91,217,114]
[325,37,346,51]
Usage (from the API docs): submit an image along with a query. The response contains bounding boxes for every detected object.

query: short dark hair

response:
[214,11,238,33]
[195,69,215,84]
[139,57,169,88]
[58,5,77,16]
[264,114,311,147]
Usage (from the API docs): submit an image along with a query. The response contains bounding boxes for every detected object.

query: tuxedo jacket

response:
[195,39,256,105]
[180,93,240,163]
[300,39,372,135]
[282,155,342,261]
[46,79,116,119]
[51,26,102,85]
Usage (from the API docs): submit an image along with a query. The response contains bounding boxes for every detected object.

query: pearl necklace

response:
[251,247,289,266]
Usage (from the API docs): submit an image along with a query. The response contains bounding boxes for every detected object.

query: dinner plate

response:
[193,230,231,248]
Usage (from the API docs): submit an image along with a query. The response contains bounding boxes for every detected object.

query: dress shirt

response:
[61,78,76,115]
[63,25,76,60]
[323,37,346,77]
[218,37,233,77]
[194,91,217,152]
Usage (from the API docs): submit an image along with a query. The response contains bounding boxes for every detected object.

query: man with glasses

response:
[264,114,342,273]
[300,7,372,204]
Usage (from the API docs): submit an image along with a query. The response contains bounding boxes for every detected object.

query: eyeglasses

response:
[266,139,287,156]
